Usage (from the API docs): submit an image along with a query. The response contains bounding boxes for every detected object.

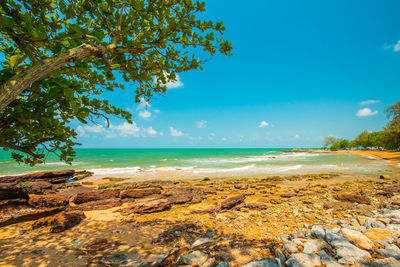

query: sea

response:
[0,148,397,179]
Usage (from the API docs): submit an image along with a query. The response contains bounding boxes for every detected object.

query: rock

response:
[190,238,214,249]
[387,224,400,232]
[120,188,161,198]
[160,247,190,267]
[360,257,400,267]
[117,196,171,214]
[0,198,27,207]
[0,207,65,227]
[317,251,344,267]
[280,192,296,198]
[286,253,321,267]
[240,258,281,267]
[245,203,269,210]
[380,175,391,179]
[283,240,299,253]
[340,228,373,250]
[270,199,282,204]
[216,262,228,267]
[365,228,400,241]
[25,181,53,194]
[275,248,286,265]
[311,225,325,239]
[32,211,85,232]
[335,191,370,204]
[326,228,371,264]
[180,251,209,266]
[83,238,111,252]
[221,195,245,210]
[163,187,204,204]
[71,198,122,211]
[72,190,120,204]
[28,194,69,208]
[303,239,331,253]
[0,183,29,200]
[364,218,385,229]
[202,257,216,267]
[57,186,97,198]
[0,169,75,184]
[234,184,248,190]
[391,195,400,206]
[372,248,400,259]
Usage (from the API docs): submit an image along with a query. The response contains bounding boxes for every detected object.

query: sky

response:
[75,0,400,148]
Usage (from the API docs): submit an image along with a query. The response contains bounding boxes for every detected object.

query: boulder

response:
[303,239,331,253]
[283,240,299,253]
[0,169,75,184]
[360,257,400,267]
[163,187,204,204]
[340,228,373,250]
[32,211,85,233]
[317,251,344,267]
[28,194,69,208]
[372,248,400,259]
[25,181,53,194]
[0,207,65,227]
[117,196,171,215]
[179,251,209,266]
[72,190,120,204]
[240,258,281,267]
[364,218,385,229]
[120,188,161,198]
[0,183,29,200]
[364,228,400,241]
[58,186,97,198]
[335,191,370,204]
[190,238,214,249]
[160,247,190,267]
[221,195,245,210]
[311,225,325,239]
[286,253,321,267]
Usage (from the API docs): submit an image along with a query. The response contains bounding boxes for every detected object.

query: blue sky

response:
[75,0,400,148]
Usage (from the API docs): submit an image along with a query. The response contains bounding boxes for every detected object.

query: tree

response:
[0,0,232,165]
[329,138,349,151]
[353,130,383,149]
[323,136,338,148]
[382,100,400,150]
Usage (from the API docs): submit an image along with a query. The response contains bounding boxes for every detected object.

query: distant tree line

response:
[323,100,400,151]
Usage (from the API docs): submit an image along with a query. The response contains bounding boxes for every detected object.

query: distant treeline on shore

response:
[323,100,400,151]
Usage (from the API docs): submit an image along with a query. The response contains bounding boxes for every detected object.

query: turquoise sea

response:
[0,148,397,178]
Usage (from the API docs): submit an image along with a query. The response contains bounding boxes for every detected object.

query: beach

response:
[0,150,399,266]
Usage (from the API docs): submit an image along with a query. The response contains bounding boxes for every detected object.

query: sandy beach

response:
[0,150,399,266]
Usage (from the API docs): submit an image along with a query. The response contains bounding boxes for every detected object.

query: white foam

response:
[88,166,142,175]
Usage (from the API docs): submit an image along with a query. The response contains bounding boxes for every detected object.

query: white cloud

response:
[76,126,85,136]
[110,122,142,137]
[155,71,184,89]
[294,134,300,139]
[169,126,183,137]
[138,110,152,119]
[146,126,157,135]
[159,132,164,136]
[137,97,151,110]
[395,40,400,52]
[258,121,269,128]
[356,108,378,117]
[84,124,105,133]
[360,100,380,105]
[196,120,207,128]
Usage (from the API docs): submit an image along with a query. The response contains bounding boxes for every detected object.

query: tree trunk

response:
[0,44,101,112]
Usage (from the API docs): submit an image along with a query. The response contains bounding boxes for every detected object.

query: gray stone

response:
[274,248,286,265]
[336,244,371,265]
[364,218,385,229]
[216,262,228,267]
[283,240,298,253]
[240,258,281,267]
[359,257,400,267]
[303,239,331,253]
[372,248,400,259]
[286,253,321,267]
[190,238,214,249]
[311,225,325,239]
[317,251,344,267]
[388,224,400,232]
[180,251,209,266]
[202,257,216,267]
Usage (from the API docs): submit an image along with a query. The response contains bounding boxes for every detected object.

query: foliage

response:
[323,136,338,148]
[329,138,349,151]
[0,0,232,165]
[353,130,383,149]
[382,100,400,150]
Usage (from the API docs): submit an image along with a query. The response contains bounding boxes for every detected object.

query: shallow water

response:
[0,148,397,178]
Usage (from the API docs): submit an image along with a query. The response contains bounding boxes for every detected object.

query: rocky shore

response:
[0,169,399,266]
